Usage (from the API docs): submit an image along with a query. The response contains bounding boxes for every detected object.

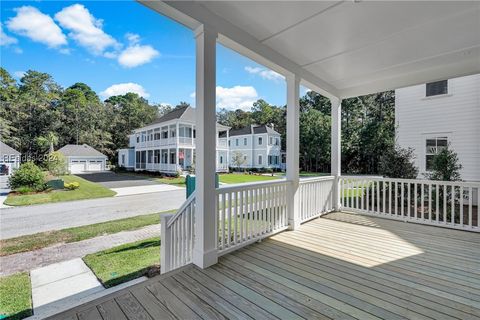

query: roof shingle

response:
[57,144,107,158]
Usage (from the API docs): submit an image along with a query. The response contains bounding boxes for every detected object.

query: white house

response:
[227,124,282,170]
[0,141,21,176]
[395,74,480,182]
[118,106,230,174]
[57,144,108,174]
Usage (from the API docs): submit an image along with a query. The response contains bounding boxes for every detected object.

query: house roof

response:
[138,106,229,131]
[0,141,21,156]
[57,144,107,158]
[148,106,195,126]
[228,124,280,137]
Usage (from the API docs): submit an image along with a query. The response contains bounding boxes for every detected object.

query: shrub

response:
[45,151,68,176]
[64,182,80,190]
[379,145,418,179]
[15,186,36,194]
[8,162,46,191]
[425,146,462,181]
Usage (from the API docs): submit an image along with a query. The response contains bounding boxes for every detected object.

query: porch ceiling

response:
[142,1,480,98]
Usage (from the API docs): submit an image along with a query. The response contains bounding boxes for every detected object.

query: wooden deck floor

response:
[49,212,480,320]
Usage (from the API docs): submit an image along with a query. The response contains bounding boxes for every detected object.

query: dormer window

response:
[426,80,447,97]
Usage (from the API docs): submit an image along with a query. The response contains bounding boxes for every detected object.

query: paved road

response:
[0,189,185,239]
[77,172,161,188]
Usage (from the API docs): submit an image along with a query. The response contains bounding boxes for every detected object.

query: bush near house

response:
[425,146,462,181]
[44,151,68,176]
[64,181,80,190]
[379,145,418,179]
[8,162,46,192]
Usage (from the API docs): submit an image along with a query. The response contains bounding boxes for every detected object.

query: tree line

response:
[1,68,395,174]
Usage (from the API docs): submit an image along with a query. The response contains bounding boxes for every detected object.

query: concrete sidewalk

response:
[111,184,183,196]
[1,224,160,276]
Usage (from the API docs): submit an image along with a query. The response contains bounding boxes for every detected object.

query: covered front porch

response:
[49,211,480,320]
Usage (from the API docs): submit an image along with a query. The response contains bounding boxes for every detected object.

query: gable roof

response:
[149,106,195,125]
[57,144,107,158]
[0,141,21,156]
[228,124,280,137]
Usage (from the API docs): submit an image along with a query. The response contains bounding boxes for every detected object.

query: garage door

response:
[87,160,103,172]
[70,161,86,173]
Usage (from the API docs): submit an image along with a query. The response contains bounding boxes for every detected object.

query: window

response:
[244,138,247,146]
[154,150,160,164]
[426,80,448,97]
[236,139,239,146]
[258,155,262,165]
[121,154,125,165]
[269,137,273,145]
[228,140,231,147]
[268,155,272,165]
[275,138,279,146]
[243,155,247,161]
[426,137,448,171]
[148,150,153,163]
[136,135,140,143]
[258,137,263,145]
[220,156,223,164]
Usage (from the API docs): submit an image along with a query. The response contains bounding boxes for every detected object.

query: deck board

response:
[48,212,480,320]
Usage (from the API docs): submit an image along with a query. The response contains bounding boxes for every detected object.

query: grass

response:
[155,176,186,187]
[218,173,279,184]
[299,171,330,177]
[0,272,32,320]
[0,211,174,256]
[5,175,116,206]
[83,237,160,288]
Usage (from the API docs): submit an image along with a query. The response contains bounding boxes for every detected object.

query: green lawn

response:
[155,176,186,187]
[219,173,279,184]
[0,211,173,256]
[5,175,116,206]
[83,237,160,288]
[0,272,32,320]
[299,171,330,177]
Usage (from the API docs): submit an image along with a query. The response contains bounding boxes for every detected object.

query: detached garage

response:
[58,144,108,174]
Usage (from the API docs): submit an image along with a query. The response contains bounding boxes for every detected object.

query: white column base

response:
[193,248,218,269]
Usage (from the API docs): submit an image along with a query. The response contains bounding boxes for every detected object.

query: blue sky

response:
[0,1,309,109]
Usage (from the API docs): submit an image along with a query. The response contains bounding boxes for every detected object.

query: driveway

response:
[77,172,160,188]
[0,189,185,239]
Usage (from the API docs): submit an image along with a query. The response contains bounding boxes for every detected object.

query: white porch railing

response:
[161,192,195,272]
[216,180,290,256]
[299,176,335,222]
[340,176,480,232]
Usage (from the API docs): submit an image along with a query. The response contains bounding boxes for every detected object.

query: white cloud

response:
[0,23,18,46]
[13,71,25,78]
[245,66,284,82]
[125,33,140,45]
[190,86,259,110]
[216,86,258,110]
[6,6,67,48]
[101,83,149,99]
[55,4,118,55]
[118,44,159,68]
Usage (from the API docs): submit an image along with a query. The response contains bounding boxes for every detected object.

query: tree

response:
[36,131,59,154]
[379,145,418,179]
[45,151,68,176]
[231,151,246,170]
[425,146,462,181]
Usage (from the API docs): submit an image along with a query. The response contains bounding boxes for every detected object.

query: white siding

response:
[395,74,480,182]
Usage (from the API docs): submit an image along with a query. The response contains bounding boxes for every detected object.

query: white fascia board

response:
[138,0,340,100]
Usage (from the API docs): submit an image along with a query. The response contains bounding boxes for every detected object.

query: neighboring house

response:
[58,144,108,174]
[118,106,230,174]
[395,73,480,182]
[0,141,21,176]
[228,124,282,170]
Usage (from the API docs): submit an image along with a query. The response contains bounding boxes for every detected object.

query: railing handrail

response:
[300,176,335,183]
[341,176,480,188]
[167,191,196,228]
[216,178,290,193]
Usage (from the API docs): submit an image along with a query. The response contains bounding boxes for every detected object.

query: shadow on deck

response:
[48,212,480,320]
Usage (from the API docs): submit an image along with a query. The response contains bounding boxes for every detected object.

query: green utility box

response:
[46,179,65,190]
[186,174,219,198]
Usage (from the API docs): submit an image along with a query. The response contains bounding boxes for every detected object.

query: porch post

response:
[330,97,342,211]
[286,74,300,230]
[192,24,218,268]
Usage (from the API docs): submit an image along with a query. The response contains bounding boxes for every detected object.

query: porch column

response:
[286,74,300,230]
[176,122,180,170]
[192,24,218,268]
[226,129,230,172]
[331,97,342,211]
